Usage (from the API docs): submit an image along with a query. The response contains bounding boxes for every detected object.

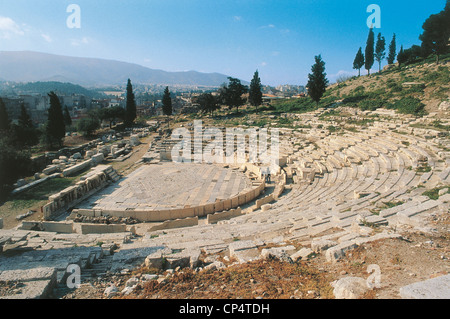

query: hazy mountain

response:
[0,51,234,87]
[9,81,104,98]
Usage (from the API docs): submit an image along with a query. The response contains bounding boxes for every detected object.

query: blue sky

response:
[0,0,446,86]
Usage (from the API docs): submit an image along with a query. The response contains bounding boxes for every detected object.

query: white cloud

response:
[0,16,25,39]
[260,24,276,29]
[41,33,52,43]
[233,16,242,21]
[261,62,267,67]
[70,37,91,46]
[329,70,358,83]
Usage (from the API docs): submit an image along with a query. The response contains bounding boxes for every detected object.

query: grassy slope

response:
[272,53,450,116]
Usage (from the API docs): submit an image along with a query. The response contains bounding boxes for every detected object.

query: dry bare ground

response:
[59,211,448,300]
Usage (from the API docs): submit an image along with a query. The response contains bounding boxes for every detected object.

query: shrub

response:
[359,99,385,111]
[390,97,426,115]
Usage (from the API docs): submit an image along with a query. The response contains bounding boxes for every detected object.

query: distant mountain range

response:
[0,51,234,87]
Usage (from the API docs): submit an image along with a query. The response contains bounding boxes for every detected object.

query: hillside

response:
[3,81,105,98]
[270,53,450,117]
[0,51,233,87]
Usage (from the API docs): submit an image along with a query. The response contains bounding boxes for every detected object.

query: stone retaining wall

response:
[19,221,74,233]
[207,208,243,224]
[256,194,274,210]
[42,166,117,221]
[148,216,199,231]
[73,177,265,223]
[80,223,128,234]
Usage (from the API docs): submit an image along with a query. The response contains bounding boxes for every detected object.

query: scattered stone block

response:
[62,159,92,177]
[325,241,358,263]
[0,267,57,299]
[130,135,141,146]
[229,240,263,256]
[260,246,296,261]
[144,251,165,269]
[290,248,314,261]
[16,179,27,187]
[311,239,337,252]
[332,276,370,299]
[91,153,105,165]
[72,152,82,160]
[104,285,119,298]
[43,165,59,175]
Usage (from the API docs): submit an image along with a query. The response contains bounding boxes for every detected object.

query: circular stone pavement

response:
[77,162,253,212]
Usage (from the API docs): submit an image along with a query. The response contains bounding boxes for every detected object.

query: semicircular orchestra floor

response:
[76,162,253,212]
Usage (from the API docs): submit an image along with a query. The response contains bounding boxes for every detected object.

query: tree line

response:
[353,1,450,75]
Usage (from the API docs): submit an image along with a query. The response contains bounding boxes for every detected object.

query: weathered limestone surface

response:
[42,165,119,221]
[399,274,450,299]
[2,113,449,299]
[332,277,370,299]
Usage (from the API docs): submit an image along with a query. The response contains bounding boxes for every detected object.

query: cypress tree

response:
[375,33,386,72]
[387,34,397,65]
[353,47,365,77]
[18,104,33,129]
[306,54,329,106]
[397,45,407,67]
[0,98,10,132]
[248,70,263,111]
[365,27,375,75]
[63,106,72,127]
[15,104,38,147]
[162,86,173,116]
[45,91,66,148]
[125,79,136,126]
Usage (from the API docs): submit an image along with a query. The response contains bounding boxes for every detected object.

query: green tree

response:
[419,1,450,64]
[365,27,375,75]
[397,45,407,66]
[403,45,423,64]
[45,91,66,148]
[0,98,10,132]
[0,136,32,199]
[125,79,137,126]
[387,34,397,65]
[63,106,72,127]
[14,104,39,147]
[221,77,248,113]
[306,54,329,105]
[77,117,100,136]
[375,33,386,72]
[196,93,220,116]
[98,106,125,128]
[248,70,263,111]
[162,86,173,116]
[353,47,365,77]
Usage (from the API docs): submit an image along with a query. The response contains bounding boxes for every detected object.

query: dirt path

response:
[0,134,154,230]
